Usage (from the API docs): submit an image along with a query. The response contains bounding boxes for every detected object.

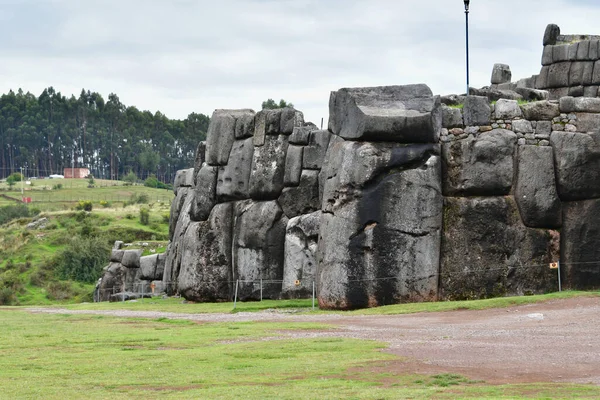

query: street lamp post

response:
[464,0,470,96]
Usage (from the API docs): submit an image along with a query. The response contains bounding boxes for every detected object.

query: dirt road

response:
[28,296,600,385]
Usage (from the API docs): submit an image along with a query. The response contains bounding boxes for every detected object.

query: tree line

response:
[0,87,209,184]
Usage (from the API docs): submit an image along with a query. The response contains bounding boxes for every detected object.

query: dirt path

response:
[27,296,600,385]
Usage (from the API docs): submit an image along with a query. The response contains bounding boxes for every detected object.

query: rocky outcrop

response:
[282,212,320,298]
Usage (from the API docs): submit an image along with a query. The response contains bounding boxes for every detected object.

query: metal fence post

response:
[312,280,315,311]
[233,279,239,310]
[558,261,562,292]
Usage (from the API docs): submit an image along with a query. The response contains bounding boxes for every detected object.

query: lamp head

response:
[464,0,470,11]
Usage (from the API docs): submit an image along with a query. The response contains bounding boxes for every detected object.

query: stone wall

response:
[95,241,166,301]
[153,90,600,309]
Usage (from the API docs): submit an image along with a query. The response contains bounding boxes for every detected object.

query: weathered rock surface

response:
[282,211,320,298]
[233,201,288,300]
[441,105,463,128]
[205,110,237,165]
[440,197,559,300]
[494,99,522,120]
[318,141,442,309]
[515,146,562,228]
[463,96,491,126]
[520,101,560,121]
[139,254,158,281]
[249,134,288,199]
[550,131,600,201]
[303,130,332,170]
[177,203,235,301]
[173,168,194,195]
[283,145,303,186]
[279,170,320,218]
[561,199,600,290]
[442,129,517,196]
[97,262,127,301]
[491,63,512,84]
[190,163,218,222]
[121,249,143,269]
[216,137,254,201]
[328,84,441,143]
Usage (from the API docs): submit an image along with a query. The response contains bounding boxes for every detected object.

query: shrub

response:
[46,281,75,301]
[129,193,150,204]
[0,287,17,305]
[162,213,170,223]
[0,204,31,225]
[122,171,138,186]
[53,183,63,190]
[99,200,111,208]
[54,236,111,283]
[7,172,23,182]
[75,200,93,212]
[144,175,159,188]
[140,207,150,226]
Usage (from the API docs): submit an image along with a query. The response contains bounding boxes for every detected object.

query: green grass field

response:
[0,182,173,306]
[2,292,600,399]
[0,178,173,210]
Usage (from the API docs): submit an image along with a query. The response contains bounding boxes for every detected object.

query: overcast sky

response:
[2,0,600,125]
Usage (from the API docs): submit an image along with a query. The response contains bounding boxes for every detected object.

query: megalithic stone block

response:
[328,84,441,143]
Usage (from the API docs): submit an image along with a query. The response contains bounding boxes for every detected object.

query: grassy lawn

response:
[51,290,600,316]
[1,309,599,399]
[0,178,173,211]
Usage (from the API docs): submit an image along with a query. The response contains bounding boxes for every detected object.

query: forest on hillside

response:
[0,87,209,183]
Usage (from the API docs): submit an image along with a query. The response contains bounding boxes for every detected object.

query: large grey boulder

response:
[190,163,218,222]
[440,197,559,300]
[550,131,600,201]
[139,254,159,281]
[232,201,288,300]
[278,170,320,218]
[328,84,441,143]
[96,262,127,301]
[318,142,442,309]
[110,249,124,263]
[283,145,303,186]
[234,110,255,139]
[463,96,491,126]
[560,96,600,113]
[318,134,345,205]
[216,137,254,201]
[164,187,194,286]
[515,146,562,228]
[177,203,235,301]
[280,108,304,135]
[321,141,439,212]
[282,211,320,299]
[249,134,289,199]
[173,169,194,195]
[121,249,142,269]
[303,130,332,169]
[494,99,522,120]
[491,63,512,85]
[205,110,237,165]
[543,24,560,46]
[289,125,313,145]
[561,199,600,290]
[520,101,560,120]
[441,105,463,129]
[573,113,600,133]
[442,129,517,197]
[569,62,594,86]
[253,109,282,146]
[541,46,553,66]
[547,62,571,88]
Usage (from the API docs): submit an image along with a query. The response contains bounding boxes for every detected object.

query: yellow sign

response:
[294,280,301,286]
[549,262,559,269]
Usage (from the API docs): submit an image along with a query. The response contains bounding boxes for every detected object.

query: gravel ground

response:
[27,296,600,385]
